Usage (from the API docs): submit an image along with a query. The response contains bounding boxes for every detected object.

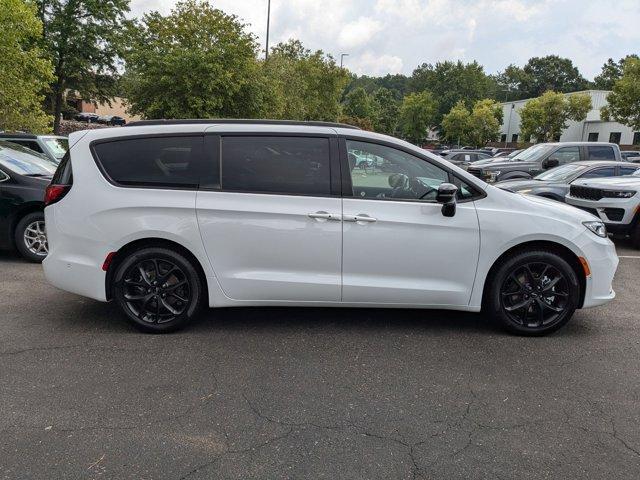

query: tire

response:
[112,247,204,333]
[14,211,48,263]
[486,250,580,336]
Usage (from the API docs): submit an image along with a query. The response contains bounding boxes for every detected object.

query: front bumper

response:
[576,232,619,308]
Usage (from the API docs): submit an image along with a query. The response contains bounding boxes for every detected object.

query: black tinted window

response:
[93,136,204,187]
[620,166,639,176]
[221,136,331,195]
[587,146,616,160]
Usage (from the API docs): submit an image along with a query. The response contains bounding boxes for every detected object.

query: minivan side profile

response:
[43,121,618,335]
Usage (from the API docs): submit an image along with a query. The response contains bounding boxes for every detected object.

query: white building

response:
[501,90,639,146]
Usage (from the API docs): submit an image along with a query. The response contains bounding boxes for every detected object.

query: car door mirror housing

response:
[436,183,458,217]
[542,157,560,169]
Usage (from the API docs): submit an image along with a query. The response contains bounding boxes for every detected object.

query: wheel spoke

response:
[542,276,562,292]
[504,298,531,312]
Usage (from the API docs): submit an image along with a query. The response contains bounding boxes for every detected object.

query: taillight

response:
[44,184,70,206]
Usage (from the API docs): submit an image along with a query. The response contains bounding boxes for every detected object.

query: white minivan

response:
[43,120,618,335]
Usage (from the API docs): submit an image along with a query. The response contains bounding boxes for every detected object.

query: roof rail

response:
[124,119,361,130]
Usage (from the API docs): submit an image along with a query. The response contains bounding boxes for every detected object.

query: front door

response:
[196,134,342,302]
[342,139,481,306]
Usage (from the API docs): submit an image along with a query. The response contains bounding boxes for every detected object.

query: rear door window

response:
[220,136,331,196]
[587,146,616,160]
[620,166,640,176]
[92,136,205,188]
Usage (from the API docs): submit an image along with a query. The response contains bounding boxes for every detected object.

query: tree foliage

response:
[0,0,53,132]
[520,91,591,142]
[37,0,130,133]
[263,40,348,121]
[371,87,399,135]
[519,55,588,98]
[442,99,502,146]
[123,0,265,119]
[398,91,438,144]
[441,101,470,144]
[594,55,639,90]
[601,58,640,131]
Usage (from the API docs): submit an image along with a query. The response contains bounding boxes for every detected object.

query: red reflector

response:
[102,252,117,272]
[44,184,70,206]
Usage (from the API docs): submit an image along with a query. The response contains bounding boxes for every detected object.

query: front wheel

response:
[486,251,580,336]
[112,247,204,333]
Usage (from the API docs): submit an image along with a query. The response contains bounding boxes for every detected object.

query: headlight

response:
[583,221,607,238]
[484,171,500,182]
[518,188,532,194]
[602,190,636,198]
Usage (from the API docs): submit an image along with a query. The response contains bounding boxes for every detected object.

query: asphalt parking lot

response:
[1,242,639,480]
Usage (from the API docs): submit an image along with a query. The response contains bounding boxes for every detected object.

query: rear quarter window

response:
[92,136,205,188]
[587,146,616,160]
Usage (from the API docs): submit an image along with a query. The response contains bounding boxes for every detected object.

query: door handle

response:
[308,211,341,221]
[344,214,377,223]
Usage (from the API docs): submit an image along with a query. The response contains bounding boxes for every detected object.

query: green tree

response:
[342,87,373,119]
[441,101,470,145]
[520,91,591,142]
[492,64,531,101]
[408,60,494,126]
[263,39,348,121]
[468,99,503,147]
[520,55,588,98]
[398,91,438,144]
[123,0,265,119]
[601,58,640,131]
[0,0,53,132]
[37,0,130,133]
[371,87,399,135]
[594,55,639,90]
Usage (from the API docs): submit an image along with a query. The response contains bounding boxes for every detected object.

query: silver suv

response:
[566,171,640,248]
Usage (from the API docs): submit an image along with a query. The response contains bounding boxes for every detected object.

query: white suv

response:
[566,172,640,248]
[43,120,618,335]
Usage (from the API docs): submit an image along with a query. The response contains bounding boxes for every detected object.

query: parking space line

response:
[618,255,640,259]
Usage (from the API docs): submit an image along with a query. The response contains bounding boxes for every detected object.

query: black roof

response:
[0,133,38,139]
[125,119,361,130]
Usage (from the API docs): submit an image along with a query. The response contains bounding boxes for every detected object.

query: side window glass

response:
[587,146,615,160]
[552,147,580,164]
[620,167,639,176]
[93,136,205,187]
[221,136,331,196]
[580,167,615,179]
[346,140,449,202]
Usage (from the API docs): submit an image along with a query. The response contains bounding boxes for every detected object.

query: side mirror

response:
[542,157,560,169]
[436,183,458,217]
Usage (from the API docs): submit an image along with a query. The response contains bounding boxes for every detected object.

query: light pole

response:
[265,0,271,60]
[505,103,515,148]
[340,53,349,69]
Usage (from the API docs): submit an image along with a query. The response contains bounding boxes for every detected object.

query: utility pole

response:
[340,53,349,69]
[265,0,271,60]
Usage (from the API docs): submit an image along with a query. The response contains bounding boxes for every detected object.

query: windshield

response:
[43,137,69,160]
[0,142,57,176]
[535,163,587,182]
[512,144,556,162]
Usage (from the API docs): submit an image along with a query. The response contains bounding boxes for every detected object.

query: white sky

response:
[129,0,640,79]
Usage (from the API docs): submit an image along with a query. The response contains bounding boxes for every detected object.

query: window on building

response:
[633,132,640,145]
[221,136,331,196]
[500,134,507,143]
[609,132,622,144]
[511,134,519,143]
[588,132,599,142]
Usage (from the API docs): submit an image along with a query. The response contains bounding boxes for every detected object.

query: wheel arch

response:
[104,237,209,303]
[481,240,587,310]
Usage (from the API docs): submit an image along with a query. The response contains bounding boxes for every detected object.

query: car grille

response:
[570,185,603,200]
[603,208,625,222]
[467,168,484,180]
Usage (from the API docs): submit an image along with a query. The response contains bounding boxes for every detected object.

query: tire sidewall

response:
[489,251,580,336]
[14,211,47,263]
[113,247,202,333]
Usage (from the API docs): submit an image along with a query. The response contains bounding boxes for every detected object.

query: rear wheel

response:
[14,212,48,262]
[486,251,580,336]
[112,247,204,333]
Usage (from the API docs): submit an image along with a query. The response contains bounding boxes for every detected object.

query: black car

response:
[496,161,640,202]
[74,112,100,123]
[0,141,57,262]
[467,142,623,183]
[97,115,127,126]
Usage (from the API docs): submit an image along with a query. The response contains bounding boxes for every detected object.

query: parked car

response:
[74,112,100,123]
[0,141,57,262]
[439,149,493,168]
[467,142,622,183]
[43,120,618,336]
[97,115,127,126]
[621,150,640,162]
[0,133,68,164]
[566,171,640,248]
[497,161,640,202]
